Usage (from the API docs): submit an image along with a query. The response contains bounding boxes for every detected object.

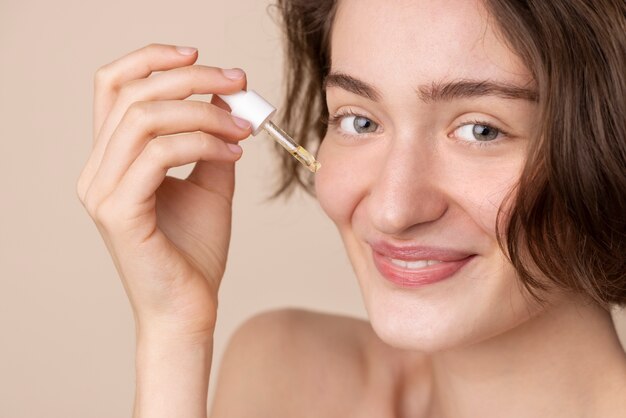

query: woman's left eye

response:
[452,123,504,143]
[339,115,379,135]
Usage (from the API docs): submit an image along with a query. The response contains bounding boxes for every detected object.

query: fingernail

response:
[231,115,251,130]
[175,46,197,55]
[227,143,243,154]
[222,68,245,80]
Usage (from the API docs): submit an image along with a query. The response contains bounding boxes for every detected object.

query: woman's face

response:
[316,0,547,351]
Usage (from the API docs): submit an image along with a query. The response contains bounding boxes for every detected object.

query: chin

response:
[358,266,541,354]
[364,284,548,355]
[365,298,478,353]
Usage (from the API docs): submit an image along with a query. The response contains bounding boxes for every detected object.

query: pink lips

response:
[369,240,476,288]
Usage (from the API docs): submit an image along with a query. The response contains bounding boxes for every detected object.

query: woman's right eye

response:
[338,115,379,135]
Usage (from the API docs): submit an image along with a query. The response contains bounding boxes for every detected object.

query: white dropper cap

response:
[217,90,276,135]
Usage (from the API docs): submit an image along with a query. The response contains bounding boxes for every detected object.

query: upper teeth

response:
[390,259,443,269]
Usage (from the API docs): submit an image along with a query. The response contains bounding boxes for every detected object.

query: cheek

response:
[314,140,373,227]
[316,135,525,244]
[448,155,523,240]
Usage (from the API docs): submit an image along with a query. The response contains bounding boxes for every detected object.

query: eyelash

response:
[450,118,510,149]
[327,108,380,140]
[328,109,510,149]
[327,108,360,126]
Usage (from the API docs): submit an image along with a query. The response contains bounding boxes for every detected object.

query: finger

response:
[96,65,246,162]
[93,43,199,141]
[190,95,247,198]
[86,100,251,205]
[113,132,243,208]
[82,67,247,202]
[122,65,246,104]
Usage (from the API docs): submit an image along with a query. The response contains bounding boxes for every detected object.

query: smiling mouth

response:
[372,252,476,287]
[368,240,476,287]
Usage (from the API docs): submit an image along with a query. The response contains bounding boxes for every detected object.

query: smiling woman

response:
[277,0,626,307]
[78,0,626,417]
[265,0,625,415]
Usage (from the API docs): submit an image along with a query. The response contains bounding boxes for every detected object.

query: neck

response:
[405,297,626,418]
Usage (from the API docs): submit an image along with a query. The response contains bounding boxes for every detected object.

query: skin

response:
[318,0,542,353]
[78,1,626,417]
[312,0,626,416]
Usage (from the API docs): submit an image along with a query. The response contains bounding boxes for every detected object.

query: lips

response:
[369,240,476,288]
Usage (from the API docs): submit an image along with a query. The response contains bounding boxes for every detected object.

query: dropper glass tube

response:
[262,121,321,173]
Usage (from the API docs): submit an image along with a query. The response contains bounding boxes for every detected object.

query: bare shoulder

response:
[209,308,392,417]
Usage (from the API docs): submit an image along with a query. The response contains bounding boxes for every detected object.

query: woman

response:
[77,0,626,416]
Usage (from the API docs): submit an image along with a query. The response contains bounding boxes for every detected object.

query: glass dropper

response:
[218,90,321,173]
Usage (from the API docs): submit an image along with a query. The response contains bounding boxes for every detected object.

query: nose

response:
[367,141,448,236]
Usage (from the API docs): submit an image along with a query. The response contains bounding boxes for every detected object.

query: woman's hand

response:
[77,43,252,339]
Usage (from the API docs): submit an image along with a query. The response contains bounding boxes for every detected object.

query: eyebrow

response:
[323,72,383,101]
[323,72,538,103]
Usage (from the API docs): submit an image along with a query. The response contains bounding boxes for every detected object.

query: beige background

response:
[1,1,624,417]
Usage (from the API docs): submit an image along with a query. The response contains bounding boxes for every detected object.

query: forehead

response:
[330,0,531,91]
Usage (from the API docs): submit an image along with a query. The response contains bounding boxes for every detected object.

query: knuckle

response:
[180,65,199,81]
[94,197,118,228]
[145,43,170,61]
[137,43,161,59]
[179,66,221,88]
[186,66,220,89]
[83,191,101,220]
[94,63,123,94]
[196,133,217,152]
[126,100,152,124]
[144,137,168,161]
[94,64,112,89]
[146,42,165,51]
[202,102,227,124]
[116,79,140,103]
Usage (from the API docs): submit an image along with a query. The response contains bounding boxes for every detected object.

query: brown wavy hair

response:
[272,0,626,307]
